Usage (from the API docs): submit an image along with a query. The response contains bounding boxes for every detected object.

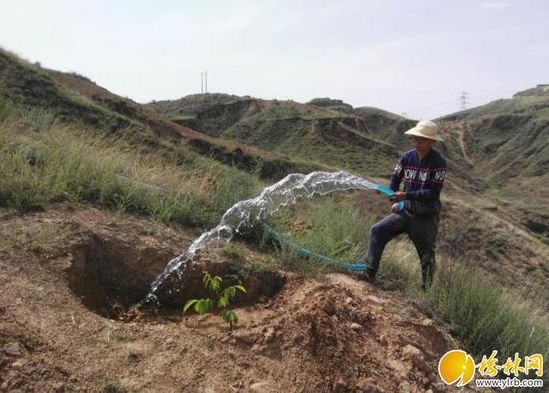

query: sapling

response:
[183,271,246,329]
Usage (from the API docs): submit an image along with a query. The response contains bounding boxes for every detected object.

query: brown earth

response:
[1,205,479,392]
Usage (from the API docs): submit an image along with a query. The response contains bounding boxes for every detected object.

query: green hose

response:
[261,223,368,272]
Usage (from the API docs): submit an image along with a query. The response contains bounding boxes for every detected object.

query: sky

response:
[1,0,548,119]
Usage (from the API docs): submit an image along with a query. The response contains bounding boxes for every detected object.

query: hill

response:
[435,85,549,239]
[146,94,491,196]
[0,49,318,180]
[352,106,415,149]
[147,94,403,176]
[1,49,548,392]
[437,85,549,182]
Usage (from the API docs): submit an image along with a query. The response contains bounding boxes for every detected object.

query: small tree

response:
[183,271,246,329]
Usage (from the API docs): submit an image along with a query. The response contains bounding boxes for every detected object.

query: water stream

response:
[144,170,380,306]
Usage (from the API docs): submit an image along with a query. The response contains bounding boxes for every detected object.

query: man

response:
[364,120,447,290]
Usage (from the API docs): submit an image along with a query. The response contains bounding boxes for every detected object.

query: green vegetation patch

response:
[429,262,549,360]
[0,101,262,228]
[264,193,375,275]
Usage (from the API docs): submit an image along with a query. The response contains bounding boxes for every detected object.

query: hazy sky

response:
[1,0,548,119]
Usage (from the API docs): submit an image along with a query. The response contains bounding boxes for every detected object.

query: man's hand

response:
[389,191,406,202]
[392,202,412,216]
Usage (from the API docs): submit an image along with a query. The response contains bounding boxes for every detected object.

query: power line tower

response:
[458,92,470,111]
[200,71,208,94]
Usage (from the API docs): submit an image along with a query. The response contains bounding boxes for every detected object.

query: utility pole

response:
[459,92,470,111]
[200,71,208,94]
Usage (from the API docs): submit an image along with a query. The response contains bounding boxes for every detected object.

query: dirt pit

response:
[68,234,286,319]
[68,234,172,318]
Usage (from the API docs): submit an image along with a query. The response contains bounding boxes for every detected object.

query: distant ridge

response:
[146,93,415,176]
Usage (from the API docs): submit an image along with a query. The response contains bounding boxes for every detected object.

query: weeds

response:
[378,241,549,361]
[428,261,549,360]
[20,105,58,131]
[0,98,13,122]
[222,242,247,263]
[268,194,373,263]
[262,194,374,279]
[103,381,129,393]
[0,103,262,226]
[204,336,216,350]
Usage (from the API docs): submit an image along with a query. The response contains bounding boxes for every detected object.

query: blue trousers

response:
[367,212,439,286]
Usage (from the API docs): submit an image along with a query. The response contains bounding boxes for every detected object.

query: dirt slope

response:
[0,206,474,392]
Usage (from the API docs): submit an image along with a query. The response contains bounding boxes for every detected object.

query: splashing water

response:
[144,171,380,306]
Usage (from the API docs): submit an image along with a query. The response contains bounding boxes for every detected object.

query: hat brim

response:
[404,128,444,141]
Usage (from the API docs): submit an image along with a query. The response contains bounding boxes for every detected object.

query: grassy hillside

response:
[437,85,549,182]
[147,93,256,135]
[0,50,141,138]
[0,50,321,181]
[0,98,263,228]
[352,106,415,149]
[1,49,548,391]
[146,94,494,196]
[147,94,410,176]
[0,49,290,230]
[435,86,549,239]
[306,97,354,113]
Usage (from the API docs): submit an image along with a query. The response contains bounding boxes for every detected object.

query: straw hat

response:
[404,120,444,141]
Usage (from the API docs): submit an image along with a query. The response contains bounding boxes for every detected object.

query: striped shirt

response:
[390,148,447,216]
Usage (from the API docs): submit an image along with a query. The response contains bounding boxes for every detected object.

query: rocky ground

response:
[1,205,479,392]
